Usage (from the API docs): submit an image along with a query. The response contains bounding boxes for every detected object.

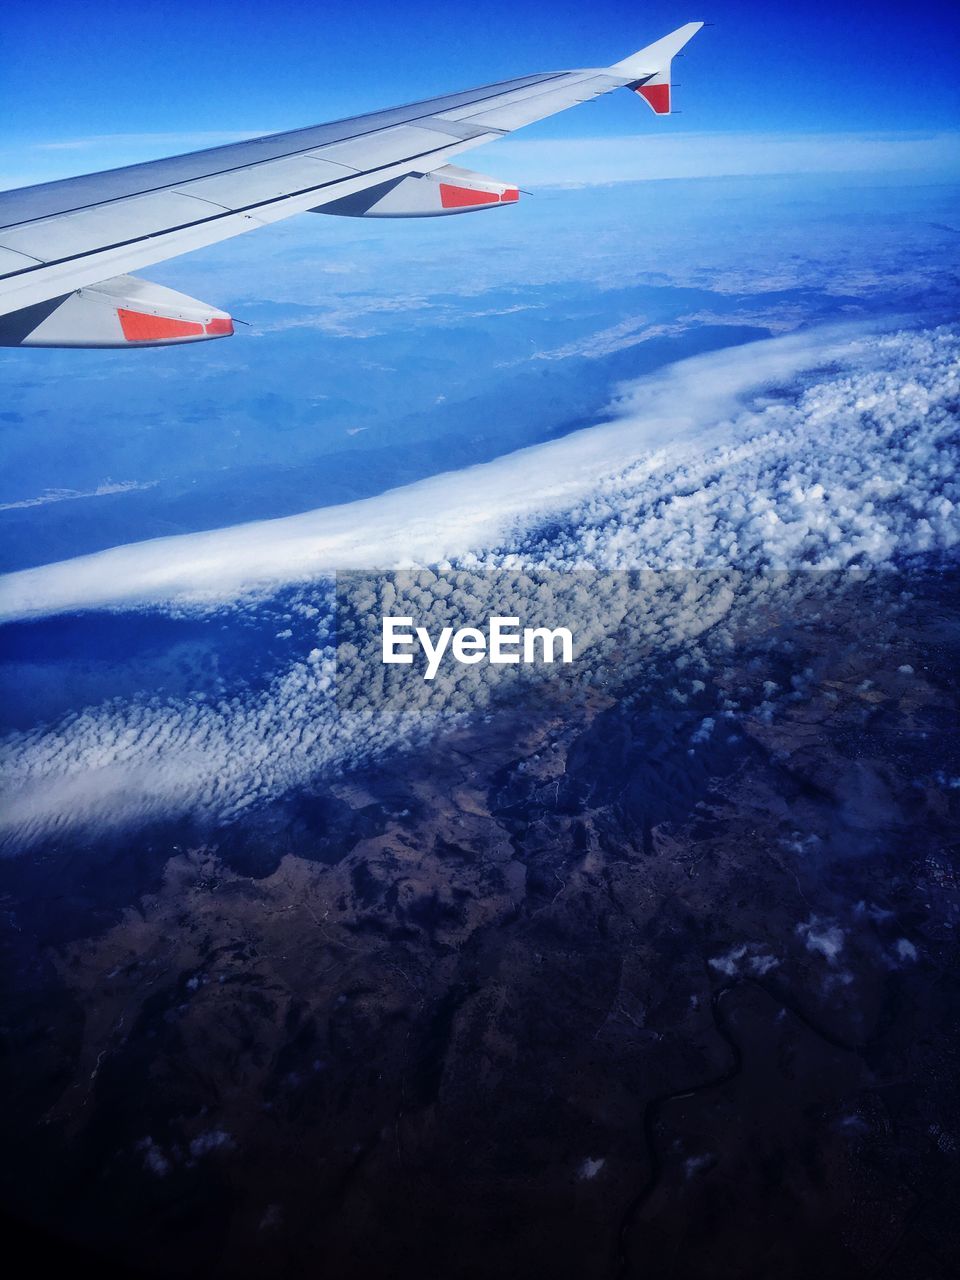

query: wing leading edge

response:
[0,22,703,347]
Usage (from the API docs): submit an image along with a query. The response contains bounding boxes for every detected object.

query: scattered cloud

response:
[0,479,157,513]
[1,324,958,849]
[4,323,956,622]
[797,916,846,963]
[708,943,779,978]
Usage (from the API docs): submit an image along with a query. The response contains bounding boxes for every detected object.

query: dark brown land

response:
[1,572,959,1279]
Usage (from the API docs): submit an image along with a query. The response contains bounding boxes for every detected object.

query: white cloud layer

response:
[1,323,958,848]
[3,323,956,623]
[468,131,960,187]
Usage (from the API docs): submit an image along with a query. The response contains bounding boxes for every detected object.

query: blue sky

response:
[2,0,958,162]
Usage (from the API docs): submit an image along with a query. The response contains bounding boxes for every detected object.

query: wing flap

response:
[0,190,226,263]
[0,246,42,271]
[170,154,359,211]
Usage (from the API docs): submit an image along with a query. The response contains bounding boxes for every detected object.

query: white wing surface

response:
[0,23,702,347]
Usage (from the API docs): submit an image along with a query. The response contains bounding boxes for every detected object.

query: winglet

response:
[609,21,704,115]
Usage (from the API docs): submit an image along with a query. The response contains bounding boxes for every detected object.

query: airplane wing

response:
[0,22,702,348]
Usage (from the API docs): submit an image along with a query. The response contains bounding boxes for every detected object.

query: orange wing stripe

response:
[118,309,205,342]
[439,183,500,209]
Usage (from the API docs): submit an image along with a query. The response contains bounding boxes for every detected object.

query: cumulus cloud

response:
[708,943,779,978]
[796,916,846,963]
[136,1128,235,1179]
[1,324,958,848]
[2,324,957,622]
[0,569,768,845]
[0,573,928,849]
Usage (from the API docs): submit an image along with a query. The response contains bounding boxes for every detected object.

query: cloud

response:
[0,479,157,513]
[797,916,846,963]
[5,322,957,623]
[0,569,747,846]
[708,943,779,978]
[498,307,808,368]
[1,323,958,849]
[467,131,960,187]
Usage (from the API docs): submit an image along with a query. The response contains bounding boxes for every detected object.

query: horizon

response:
[2,0,958,191]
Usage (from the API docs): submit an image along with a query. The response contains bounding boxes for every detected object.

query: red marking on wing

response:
[204,317,234,336]
[439,183,500,209]
[118,309,205,342]
[500,188,520,203]
[635,83,671,115]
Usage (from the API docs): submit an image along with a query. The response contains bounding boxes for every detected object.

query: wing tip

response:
[609,21,705,81]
